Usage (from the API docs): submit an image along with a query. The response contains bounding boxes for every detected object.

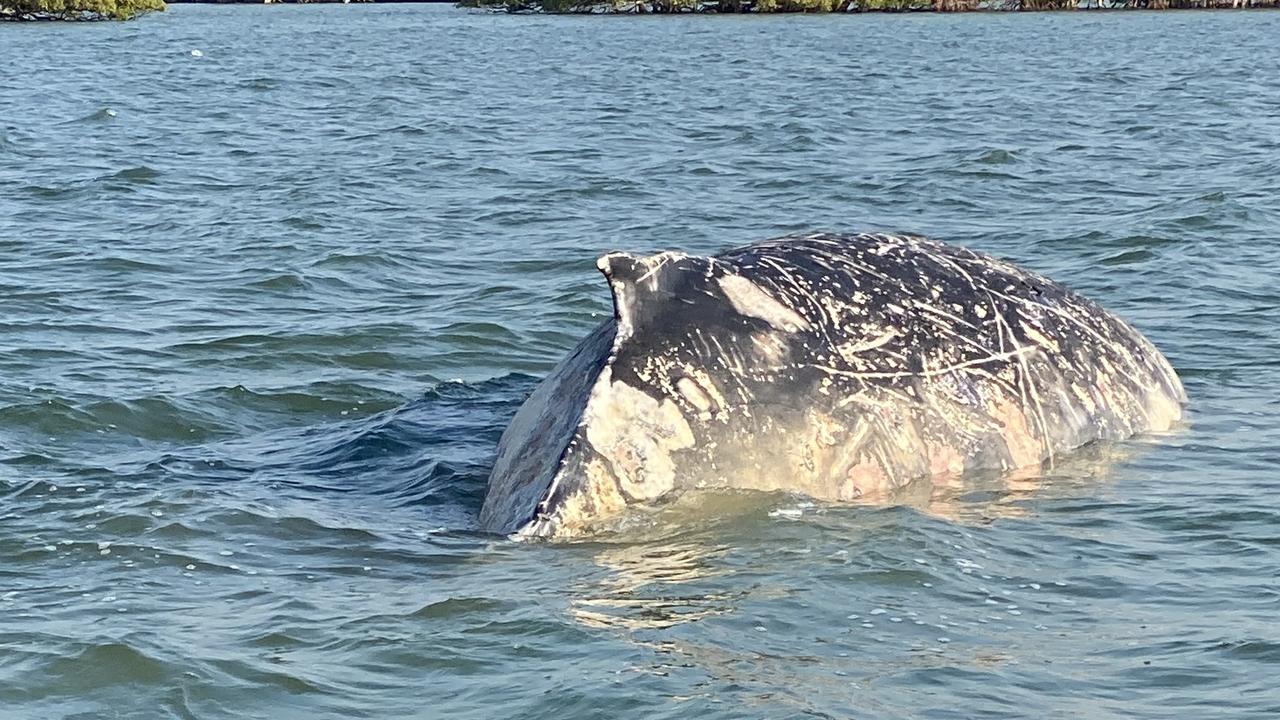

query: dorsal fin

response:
[596,251,687,340]
[596,251,647,285]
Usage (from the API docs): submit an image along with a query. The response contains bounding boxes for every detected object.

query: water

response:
[2,5,1279,718]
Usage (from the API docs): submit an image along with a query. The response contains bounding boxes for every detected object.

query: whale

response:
[479,232,1186,539]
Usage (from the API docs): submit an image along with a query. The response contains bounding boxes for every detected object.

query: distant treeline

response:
[0,0,459,18]
[161,0,458,3]
[3,0,1274,19]
[1,0,162,19]
[460,0,1278,9]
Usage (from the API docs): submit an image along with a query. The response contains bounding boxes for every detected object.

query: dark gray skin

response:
[479,233,1185,539]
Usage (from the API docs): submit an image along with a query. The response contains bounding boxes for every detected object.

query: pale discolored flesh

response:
[479,233,1186,539]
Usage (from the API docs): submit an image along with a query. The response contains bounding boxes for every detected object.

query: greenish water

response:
[2,6,1279,718]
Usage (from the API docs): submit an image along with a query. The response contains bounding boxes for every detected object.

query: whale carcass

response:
[479,233,1185,538]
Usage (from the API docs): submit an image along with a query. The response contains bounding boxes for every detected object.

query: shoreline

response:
[150,0,1280,5]
[8,0,1278,18]
[456,1,1280,12]
[159,0,455,3]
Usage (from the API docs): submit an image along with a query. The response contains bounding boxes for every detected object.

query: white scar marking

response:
[718,274,811,333]
[837,329,898,363]
[1020,320,1059,353]
[677,377,711,412]
[677,367,726,418]
[914,301,980,331]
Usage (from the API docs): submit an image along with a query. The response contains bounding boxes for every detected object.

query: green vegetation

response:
[460,0,1278,10]
[0,0,164,20]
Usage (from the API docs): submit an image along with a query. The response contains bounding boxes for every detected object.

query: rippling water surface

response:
[2,7,1279,718]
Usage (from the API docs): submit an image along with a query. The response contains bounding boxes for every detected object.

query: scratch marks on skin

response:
[717,233,1181,488]
[815,345,1038,381]
[913,299,981,333]
[635,252,683,288]
[983,285,1157,394]
[490,231,1187,539]
[988,289,1054,468]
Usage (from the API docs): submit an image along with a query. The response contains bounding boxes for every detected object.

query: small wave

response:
[165,328,415,355]
[244,272,312,292]
[390,124,428,136]
[18,183,79,201]
[57,642,170,686]
[103,166,162,186]
[113,375,536,524]
[0,381,410,452]
[466,165,510,177]
[263,377,531,506]
[746,176,808,190]
[309,251,416,271]
[433,321,522,347]
[976,148,1017,165]
[68,107,118,124]
[1170,213,1214,229]
[409,596,508,620]
[90,256,173,274]
[1221,640,1280,664]
[211,383,404,419]
[942,167,1022,181]
[1123,124,1158,135]
[240,77,280,92]
[1099,248,1156,266]
[279,215,325,230]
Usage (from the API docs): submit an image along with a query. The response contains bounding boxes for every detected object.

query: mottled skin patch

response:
[583,370,695,501]
[480,232,1187,539]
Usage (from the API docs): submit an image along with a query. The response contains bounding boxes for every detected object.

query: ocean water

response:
[2,6,1279,718]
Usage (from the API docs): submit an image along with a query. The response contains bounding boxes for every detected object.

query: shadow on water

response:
[219,374,541,523]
